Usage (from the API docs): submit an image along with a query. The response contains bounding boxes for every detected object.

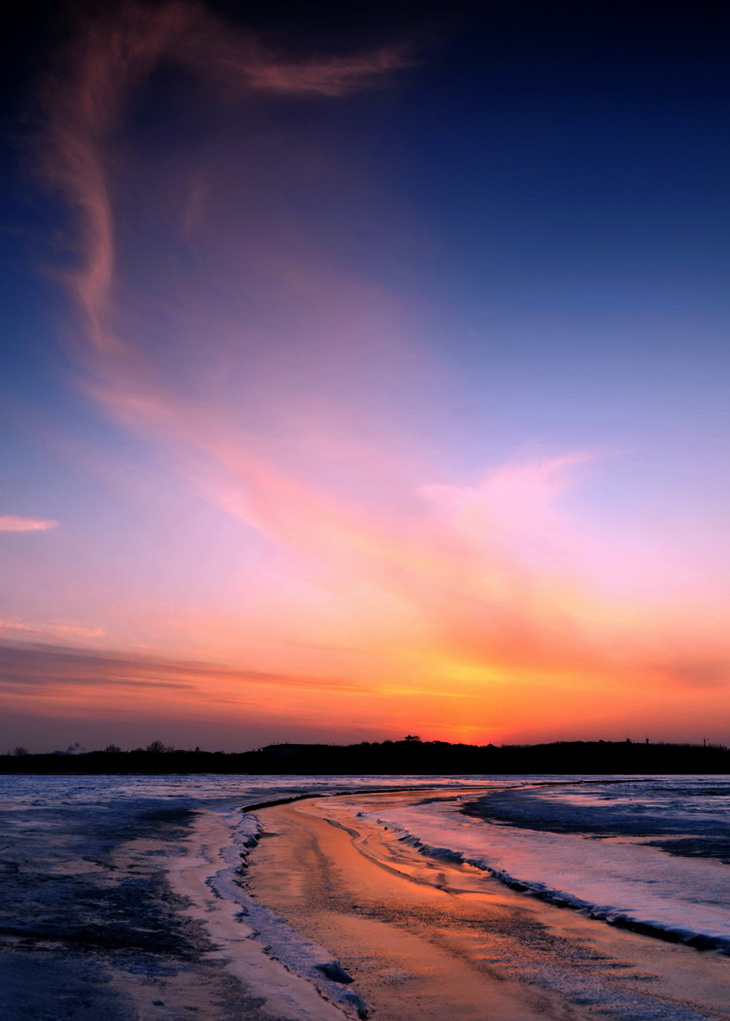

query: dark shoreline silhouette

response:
[1,738,728,774]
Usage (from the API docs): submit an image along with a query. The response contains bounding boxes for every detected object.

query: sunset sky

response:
[2,0,730,752]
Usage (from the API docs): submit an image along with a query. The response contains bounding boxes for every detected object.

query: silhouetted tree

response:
[145,740,173,754]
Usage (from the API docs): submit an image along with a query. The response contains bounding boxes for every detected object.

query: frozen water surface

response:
[364,778,730,952]
[1,775,728,1019]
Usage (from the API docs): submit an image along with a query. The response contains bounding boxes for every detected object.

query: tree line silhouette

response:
[1,738,728,774]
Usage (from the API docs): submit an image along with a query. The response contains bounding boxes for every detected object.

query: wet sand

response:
[246,790,730,1020]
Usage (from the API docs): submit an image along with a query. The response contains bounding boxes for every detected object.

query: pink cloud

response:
[37,0,421,565]
[0,516,59,532]
[38,0,410,360]
[0,618,103,640]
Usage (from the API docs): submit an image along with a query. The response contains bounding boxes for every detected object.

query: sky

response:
[2,0,730,752]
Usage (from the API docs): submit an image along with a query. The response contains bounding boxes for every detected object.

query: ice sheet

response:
[360,783,730,952]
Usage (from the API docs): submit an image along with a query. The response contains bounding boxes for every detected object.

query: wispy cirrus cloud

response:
[36,0,429,584]
[0,640,368,699]
[0,619,104,640]
[0,516,58,532]
[39,0,410,363]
